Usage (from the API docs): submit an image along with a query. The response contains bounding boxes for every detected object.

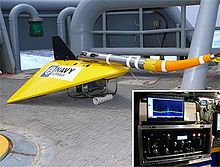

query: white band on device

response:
[106,54,112,65]
[134,56,141,69]
[161,61,167,72]
[199,56,205,64]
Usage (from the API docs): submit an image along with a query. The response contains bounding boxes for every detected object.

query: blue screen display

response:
[148,97,184,119]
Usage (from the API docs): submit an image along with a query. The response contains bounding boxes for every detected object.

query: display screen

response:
[217,113,220,131]
[201,100,207,106]
[148,97,184,119]
[177,135,188,140]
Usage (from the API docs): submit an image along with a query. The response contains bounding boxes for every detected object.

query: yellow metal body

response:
[7,60,129,103]
[0,134,10,161]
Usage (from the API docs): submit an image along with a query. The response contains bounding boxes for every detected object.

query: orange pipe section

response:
[145,54,213,72]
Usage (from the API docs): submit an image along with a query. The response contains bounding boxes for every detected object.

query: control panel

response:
[138,124,211,166]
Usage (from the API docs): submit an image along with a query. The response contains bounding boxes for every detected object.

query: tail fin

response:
[52,36,78,60]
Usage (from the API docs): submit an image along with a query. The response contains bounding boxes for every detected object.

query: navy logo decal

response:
[40,65,82,81]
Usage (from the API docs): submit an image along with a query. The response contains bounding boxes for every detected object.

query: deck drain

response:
[0,128,54,166]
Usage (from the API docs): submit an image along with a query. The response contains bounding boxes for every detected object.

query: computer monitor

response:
[147,96,184,122]
[201,100,207,106]
[213,111,220,136]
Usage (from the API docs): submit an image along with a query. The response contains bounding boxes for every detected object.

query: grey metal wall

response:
[93,9,179,48]
[3,8,179,51]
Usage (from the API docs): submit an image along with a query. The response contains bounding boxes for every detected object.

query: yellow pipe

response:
[144,54,214,72]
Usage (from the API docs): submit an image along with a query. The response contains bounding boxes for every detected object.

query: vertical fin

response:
[52,36,78,60]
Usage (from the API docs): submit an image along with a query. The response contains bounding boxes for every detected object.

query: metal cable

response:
[130,70,162,85]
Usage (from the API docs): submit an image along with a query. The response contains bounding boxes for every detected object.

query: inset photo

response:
[132,90,220,167]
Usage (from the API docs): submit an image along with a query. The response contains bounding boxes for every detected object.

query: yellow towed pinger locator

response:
[6,36,219,103]
[7,60,129,103]
[7,37,129,104]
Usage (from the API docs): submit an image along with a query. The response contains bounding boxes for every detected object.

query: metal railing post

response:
[102,12,107,48]
[181,5,186,48]
[181,0,219,89]
[139,8,144,48]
